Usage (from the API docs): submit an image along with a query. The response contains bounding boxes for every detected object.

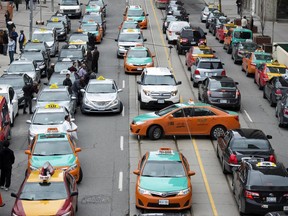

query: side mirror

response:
[25,150,31,155]
[3,69,7,73]
[32,98,37,101]
[186,13,190,15]
[117,89,123,92]
[204,32,207,35]
[80,89,85,93]
[267,135,272,139]
[36,68,40,71]
[188,170,195,176]
[43,82,48,85]
[213,50,216,53]
[177,81,182,85]
[115,39,118,42]
[11,193,18,198]
[136,81,141,84]
[26,120,32,124]
[235,82,239,85]
[133,169,140,175]
[71,96,77,100]
[144,38,147,42]
[75,147,81,153]
[175,32,180,35]
[70,191,78,197]
[168,114,173,119]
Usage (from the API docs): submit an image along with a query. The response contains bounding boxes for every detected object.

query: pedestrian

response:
[3,31,8,56]
[241,16,248,28]
[68,61,77,73]
[236,0,242,15]
[92,46,99,73]
[4,10,10,25]
[6,19,15,34]
[0,30,3,55]
[10,28,18,53]
[63,72,73,93]
[22,82,38,114]
[85,50,93,73]
[25,0,30,10]
[72,77,86,105]
[88,33,95,51]
[8,36,15,64]
[0,140,15,191]
[62,115,78,139]
[76,64,87,80]
[7,1,14,20]
[0,192,5,207]
[18,30,25,52]
[250,15,254,31]
[46,63,55,80]
[14,0,20,11]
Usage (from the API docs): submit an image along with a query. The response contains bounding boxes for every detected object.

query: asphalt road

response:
[1,0,288,215]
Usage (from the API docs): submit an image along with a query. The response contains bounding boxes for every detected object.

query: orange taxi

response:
[123,5,149,29]
[78,22,103,43]
[130,101,240,140]
[185,45,215,70]
[215,23,237,43]
[25,130,83,183]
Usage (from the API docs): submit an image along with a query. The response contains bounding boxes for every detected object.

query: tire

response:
[227,44,232,54]
[7,129,11,140]
[140,101,145,109]
[193,82,198,88]
[177,47,182,55]
[233,58,238,64]
[77,167,83,184]
[198,92,201,100]
[25,169,28,177]
[235,105,241,111]
[216,145,220,158]
[210,125,226,140]
[223,44,226,50]
[222,158,228,174]
[118,102,123,114]
[258,80,263,90]
[188,66,191,71]
[278,115,284,127]
[80,107,86,115]
[148,125,163,140]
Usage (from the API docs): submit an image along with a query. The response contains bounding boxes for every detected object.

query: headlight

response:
[61,212,72,216]
[134,121,145,125]
[138,187,151,195]
[66,164,77,172]
[143,89,151,96]
[111,99,119,106]
[146,62,153,66]
[83,97,94,106]
[118,46,125,51]
[127,62,133,66]
[177,188,190,196]
[171,90,178,96]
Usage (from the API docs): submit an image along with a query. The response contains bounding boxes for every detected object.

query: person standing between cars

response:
[72,77,86,105]
[62,115,78,139]
[76,64,87,79]
[47,63,55,80]
[0,140,15,191]
[22,82,38,114]
[10,28,18,53]
[241,16,248,28]
[63,72,73,93]
[236,0,242,15]
[92,46,99,73]
[85,50,93,73]
[8,36,15,64]
[3,30,8,56]
[68,61,77,73]
[18,30,25,52]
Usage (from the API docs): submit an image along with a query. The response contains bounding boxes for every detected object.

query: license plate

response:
[205,72,216,77]
[220,99,227,103]
[191,42,196,45]
[266,197,276,202]
[98,108,105,111]
[68,14,72,16]
[158,99,164,104]
[137,67,142,71]
[158,199,169,205]
[284,206,288,211]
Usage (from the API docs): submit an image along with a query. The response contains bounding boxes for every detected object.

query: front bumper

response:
[81,101,122,113]
[124,64,153,73]
[140,92,180,107]
[62,10,81,17]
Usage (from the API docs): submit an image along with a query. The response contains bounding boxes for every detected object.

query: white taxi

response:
[0,84,18,126]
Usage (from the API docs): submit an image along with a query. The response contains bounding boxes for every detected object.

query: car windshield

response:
[82,15,102,24]
[142,161,185,177]
[24,43,45,51]
[33,140,73,155]
[127,9,144,16]
[234,31,251,39]
[19,182,68,200]
[122,22,139,29]
[275,78,288,88]
[47,22,63,29]
[199,61,223,69]
[193,48,213,54]
[49,74,75,85]
[156,104,179,116]
[240,43,258,51]
[82,24,98,32]
[210,81,236,90]
[55,62,73,73]
[69,34,88,42]
[267,66,287,74]
[8,63,35,72]
[118,33,143,42]
[38,91,70,101]
[231,139,270,150]
[218,17,228,24]
[21,52,44,61]
[166,16,178,22]
[87,83,116,93]
[60,50,83,59]
[61,0,78,5]
[32,112,66,125]
[127,50,149,58]
[89,0,104,6]
[254,54,272,61]
[32,33,54,42]
[0,77,24,88]
[142,75,176,85]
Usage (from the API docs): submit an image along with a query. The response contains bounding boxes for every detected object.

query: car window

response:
[142,161,185,177]
[192,108,215,117]
[140,155,146,169]
[38,91,70,101]
[87,83,116,93]
[231,139,270,150]
[181,30,193,37]
[127,50,149,58]
[234,31,251,39]
[172,108,185,118]
[199,61,223,69]
[275,77,288,88]
[266,66,287,74]
[142,75,176,85]
[254,54,272,61]
[209,81,236,90]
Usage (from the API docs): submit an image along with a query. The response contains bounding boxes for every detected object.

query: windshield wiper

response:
[32,153,47,156]
[20,198,35,200]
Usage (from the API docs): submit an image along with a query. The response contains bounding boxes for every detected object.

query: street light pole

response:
[272,0,276,44]
[219,0,222,13]
[29,0,33,40]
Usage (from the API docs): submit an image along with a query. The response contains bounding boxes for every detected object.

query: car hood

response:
[30,154,76,167]
[7,72,36,81]
[132,112,159,123]
[127,57,152,64]
[140,176,188,192]
[85,92,117,101]
[127,16,145,21]
[30,124,64,135]
[20,200,66,216]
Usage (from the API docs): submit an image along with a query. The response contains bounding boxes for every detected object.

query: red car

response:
[215,23,237,43]
[185,45,215,70]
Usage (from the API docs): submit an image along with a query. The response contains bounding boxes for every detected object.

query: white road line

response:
[118,171,123,191]
[122,106,125,116]
[244,109,253,122]
[120,136,124,151]
[122,80,125,89]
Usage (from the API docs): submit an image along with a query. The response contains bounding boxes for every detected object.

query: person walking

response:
[4,10,10,25]
[47,63,55,80]
[6,19,15,34]
[0,140,15,191]
[62,115,78,139]
[8,36,15,64]
[241,16,248,28]
[3,31,8,56]
[85,50,93,73]
[10,28,18,53]
[25,0,30,10]
[7,1,14,20]
[236,0,242,15]
[92,46,99,73]
[22,82,38,114]
[18,30,25,52]
[14,0,20,11]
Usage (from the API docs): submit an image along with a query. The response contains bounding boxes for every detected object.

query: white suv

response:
[137,67,182,109]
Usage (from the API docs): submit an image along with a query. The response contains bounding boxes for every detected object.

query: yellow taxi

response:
[123,5,149,29]
[130,100,240,140]
[11,162,78,216]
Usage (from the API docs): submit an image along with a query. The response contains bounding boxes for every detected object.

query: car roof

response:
[37,132,68,141]
[33,28,54,34]
[144,67,172,75]
[27,169,64,183]
[231,128,267,139]
[266,61,286,68]
[11,59,34,64]
[0,73,24,78]
[148,150,181,161]
[233,27,252,33]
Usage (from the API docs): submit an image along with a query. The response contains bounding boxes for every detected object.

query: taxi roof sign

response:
[45,103,60,109]
[256,161,277,167]
[49,83,59,89]
[51,17,59,22]
[32,39,41,43]
[97,75,105,80]
[39,162,55,182]
[157,147,174,155]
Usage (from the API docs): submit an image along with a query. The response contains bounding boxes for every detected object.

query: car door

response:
[164,107,191,135]
[66,173,78,210]
[233,164,245,201]
[188,107,216,134]
[242,52,251,71]
[9,87,18,118]
[255,63,265,85]
[217,131,230,159]
[264,77,274,99]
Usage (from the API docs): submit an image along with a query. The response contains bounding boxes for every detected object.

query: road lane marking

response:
[122,105,125,116]
[122,80,125,89]
[244,109,253,122]
[120,136,124,151]
[119,171,123,191]
[192,139,218,216]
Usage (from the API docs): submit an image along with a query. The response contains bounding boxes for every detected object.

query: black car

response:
[50,13,71,33]
[232,159,288,215]
[208,16,229,36]
[231,41,258,64]
[165,5,189,22]
[205,10,224,29]
[58,44,85,62]
[264,76,288,107]
[46,20,67,41]
[162,15,179,34]
[217,128,275,174]
[176,26,207,54]
[276,93,288,127]
[265,211,288,216]
[198,76,241,110]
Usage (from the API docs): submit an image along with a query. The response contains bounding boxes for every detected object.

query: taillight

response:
[245,190,259,200]
[234,115,239,121]
[275,89,282,96]
[194,70,200,75]
[236,90,240,98]
[284,108,288,115]
[283,193,288,197]
[228,154,237,164]
[221,70,226,76]
[269,155,276,163]
[180,38,188,43]
[251,63,256,66]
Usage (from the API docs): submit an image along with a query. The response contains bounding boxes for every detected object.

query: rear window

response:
[267,66,287,74]
[234,31,251,39]
[210,81,236,90]
[254,54,272,61]
[231,139,270,150]
[198,61,223,69]
[275,77,288,88]
[181,30,193,37]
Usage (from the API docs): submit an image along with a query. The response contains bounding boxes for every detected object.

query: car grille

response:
[123,46,131,50]
[150,191,178,197]
[147,203,180,208]
[64,9,76,13]
[151,92,171,99]
[133,63,146,66]
[93,101,110,106]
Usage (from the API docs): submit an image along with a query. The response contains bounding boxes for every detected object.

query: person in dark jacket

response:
[22,82,38,114]
[6,19,15,34]
[4,10,10,25]
[92,46,99,73]
[63,72,73,94]
[0,140,15,191]
[72,77,86,105]
[3,30,9,56]
[10,28,18,53]
[47,63,55,80]
[18,30,25,52]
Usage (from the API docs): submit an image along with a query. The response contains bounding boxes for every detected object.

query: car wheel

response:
[7,129,11,140]
[222,158,228,174]
[198,92,201,100]
[77,167,83,184]
[118,102,123,114]
[227,44,232,54]
[233,58,238,64]
[140,101,145,109]
[188,66,191,71]
[210,125,226,140]
[25,169,28,177]
[235,105,241,111]
[166,35,168,40]
[270,95,276,107]
[80,107,86,115]
[223,44,226,50]
[177,47,182,55]
[193,82,198,88]
[148,125,163,140]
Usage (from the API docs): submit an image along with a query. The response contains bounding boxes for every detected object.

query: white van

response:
[58,0,83,18]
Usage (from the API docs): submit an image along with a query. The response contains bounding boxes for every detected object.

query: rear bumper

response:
[244,198,288,215]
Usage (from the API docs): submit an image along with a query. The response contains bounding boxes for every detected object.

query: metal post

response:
[51,0,54,12]
[40,0,42,22]
[29,0,33,40]
[219,0,222,13]
[272,0,276,44]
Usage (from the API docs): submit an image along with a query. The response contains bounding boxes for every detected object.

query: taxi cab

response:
[255,61,288,90]
[34,84,77,115]
[78,21,103,43]
[133,147,195,210]
[223,27,253,54]
[118,19,140,32]
[26,104,71,142]
[242,49,273,77]
[185,44,215,70]
[11,162,78,216]
[124,45,155,74]
[68,32,89,50]
[130,100,240,140]
[215,23,237,43]
[123,5,149,29]
[25,131,82,183]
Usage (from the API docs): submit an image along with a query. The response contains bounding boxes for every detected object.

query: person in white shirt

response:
[241,16,248,28]
[8,37,15,64]
[62,115,78,139]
